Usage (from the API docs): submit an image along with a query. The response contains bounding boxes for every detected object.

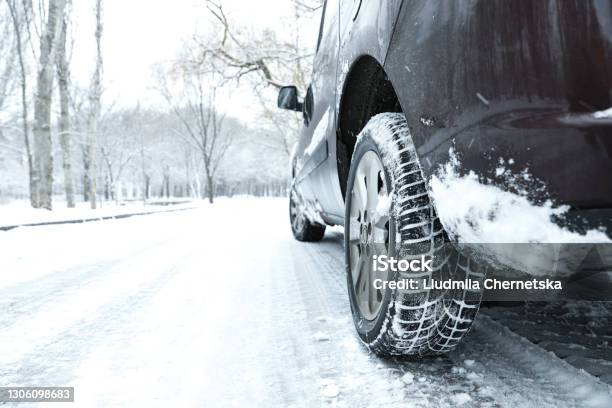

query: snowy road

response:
[0,198,611,407]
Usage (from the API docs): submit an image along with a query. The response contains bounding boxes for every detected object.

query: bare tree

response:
[6,0,35,206]
[133,107,152,202]
[159,69,232,204]
[100,144,132,202]
[98,108,136,202]
[0,0,301,204]
[31,0,66,209]
[138,138,150,201]
[186,0,321,159]
[0,5,17,111]
[194,1,316,89]
[56,1,74,207]
[83,0,103,209]
[68,85,91,201]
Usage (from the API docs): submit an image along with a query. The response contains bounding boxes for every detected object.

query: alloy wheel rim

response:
[348,151,391,320]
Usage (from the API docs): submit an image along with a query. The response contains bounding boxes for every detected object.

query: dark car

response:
[278,0,612,357]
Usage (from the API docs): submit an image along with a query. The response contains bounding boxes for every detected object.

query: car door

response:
[294,0,340,214]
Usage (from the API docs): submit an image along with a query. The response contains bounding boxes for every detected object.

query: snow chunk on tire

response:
[450,392,472,406]
[400,372,414,385]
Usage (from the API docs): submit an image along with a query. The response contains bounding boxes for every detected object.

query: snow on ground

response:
[481,302,612,386]
[0,197,610,407]
[0,197,199,228]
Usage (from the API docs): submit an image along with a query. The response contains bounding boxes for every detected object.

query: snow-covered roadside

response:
[0,198,200,229]
[0,197,270,289]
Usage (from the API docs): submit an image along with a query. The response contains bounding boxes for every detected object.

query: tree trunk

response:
[144,175,150,200]
[82,166,90,202]
[32,0,66,210]
[140,146,148,202]
[104,176,110,200]
[162,165,170,198]
[57,11,74,208]
[205,174,214,204]
[86,0,104,209]
[85,119,97,209]
[7,0,36,207]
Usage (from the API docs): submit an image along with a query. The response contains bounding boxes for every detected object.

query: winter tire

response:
[345,113,482,357]
[289,188,326,242]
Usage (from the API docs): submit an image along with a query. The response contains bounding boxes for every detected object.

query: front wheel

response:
[345,113,482,357]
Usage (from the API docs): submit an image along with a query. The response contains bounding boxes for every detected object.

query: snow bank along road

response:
[0,197,610,407]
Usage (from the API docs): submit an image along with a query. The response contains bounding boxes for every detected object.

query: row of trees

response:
[0,0,102,209]
[0,0,322,208]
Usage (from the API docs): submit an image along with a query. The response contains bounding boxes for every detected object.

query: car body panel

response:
[384,0,612,209]
[293,0,612,228]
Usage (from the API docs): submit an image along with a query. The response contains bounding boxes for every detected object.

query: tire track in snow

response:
[481,302,612,386]
[467,316,612,407]
[0,246,193,390]
[0,236,183,333]
[0,237,193,368]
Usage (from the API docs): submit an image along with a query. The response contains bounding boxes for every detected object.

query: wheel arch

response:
[336,55,403,199]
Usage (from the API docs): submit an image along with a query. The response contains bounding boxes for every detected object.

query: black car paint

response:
[290,0,612,229]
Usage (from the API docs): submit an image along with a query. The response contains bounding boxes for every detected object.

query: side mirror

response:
[278,86,303,112]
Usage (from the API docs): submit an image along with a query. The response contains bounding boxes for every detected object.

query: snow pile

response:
[593,107,612,119]
[429,148,611,244]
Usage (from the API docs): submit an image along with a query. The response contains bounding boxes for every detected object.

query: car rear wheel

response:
[345,113,482,357]
[289,188,326,242]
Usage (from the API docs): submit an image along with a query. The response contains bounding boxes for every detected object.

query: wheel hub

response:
[359,221,372,246]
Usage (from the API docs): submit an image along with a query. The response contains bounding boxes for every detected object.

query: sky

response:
[71,0,317,117]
